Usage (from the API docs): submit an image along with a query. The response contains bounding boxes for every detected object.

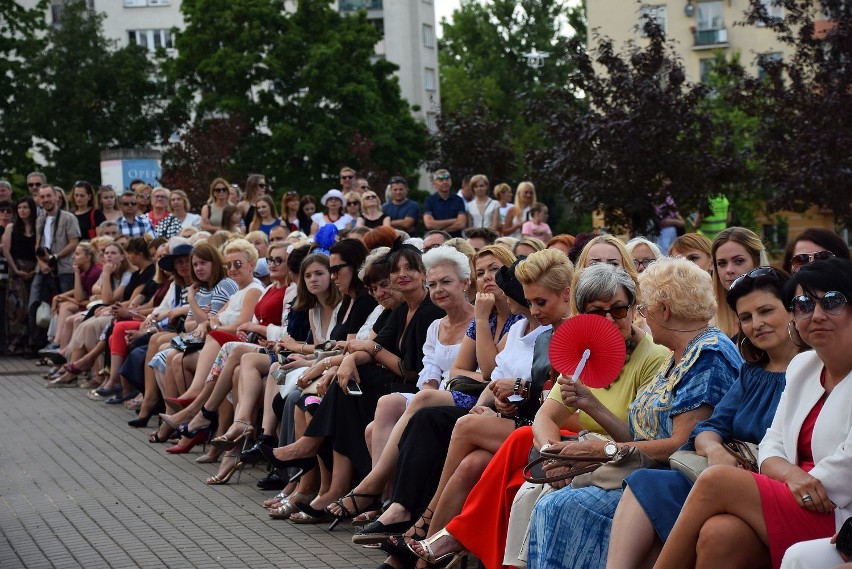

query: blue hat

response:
[158,243,193,272]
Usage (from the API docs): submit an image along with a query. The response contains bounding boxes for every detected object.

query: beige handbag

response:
[669,450,709,483]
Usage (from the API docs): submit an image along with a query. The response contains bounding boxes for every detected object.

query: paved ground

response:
[0,357,389,569]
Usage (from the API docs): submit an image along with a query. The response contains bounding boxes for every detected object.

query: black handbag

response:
[446,375,488,396]
[171,334,205,353]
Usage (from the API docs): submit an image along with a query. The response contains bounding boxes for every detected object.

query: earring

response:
[738,336,762,364]
[787,321,805,348]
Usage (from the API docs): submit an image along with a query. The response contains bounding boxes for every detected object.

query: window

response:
[756,0,783,25]
[424,67,436,92]
[50,3,63,25]
[757,52,782,80]
[124,0,170,6]
[639,5,666,35]
[696,1,724,31]
[128,29,174,51]
[422,24,434,48]
[699,58,716,83]
[426,112,438,133]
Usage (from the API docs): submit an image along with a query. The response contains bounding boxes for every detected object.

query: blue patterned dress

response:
[527,327,741,569]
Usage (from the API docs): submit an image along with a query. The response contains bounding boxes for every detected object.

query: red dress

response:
[207,285,285,345]
[753,394,836,569]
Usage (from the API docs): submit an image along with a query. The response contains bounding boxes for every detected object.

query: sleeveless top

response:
[11,230,36,262]
[206,204,224,228]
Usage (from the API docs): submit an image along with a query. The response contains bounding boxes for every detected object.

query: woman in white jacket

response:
[655,257,852,569]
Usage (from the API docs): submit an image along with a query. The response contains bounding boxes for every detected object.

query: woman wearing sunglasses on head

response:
[654,257,852,569]
[357,189,391,229]
[608,266,803,568]
[781,227,850,275]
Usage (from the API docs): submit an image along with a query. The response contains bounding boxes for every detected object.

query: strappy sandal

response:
[384,508,433,561]
[205,452,243,485]
[210,419,254,451]
[268,500,301,520]
[326,491,382,531]
[406,529,467,568]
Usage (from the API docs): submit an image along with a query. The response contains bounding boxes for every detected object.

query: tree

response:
[0,0,47,180]
[26,0,167,184]
[165,0,426,193]
[527,19,749,234]
[432,0,586,184]
[735,0,852,228]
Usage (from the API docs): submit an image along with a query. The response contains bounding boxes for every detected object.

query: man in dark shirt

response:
[423,169,466,238]
[382,176,420,234]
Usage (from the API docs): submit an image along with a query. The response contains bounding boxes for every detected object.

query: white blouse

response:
[417,318,465,390]
[491,318,551,380]
[311,212,354,231]
[466,198,499,229]
[216,280,265,326]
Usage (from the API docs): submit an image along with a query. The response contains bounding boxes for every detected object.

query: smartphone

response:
[347,378,362,396]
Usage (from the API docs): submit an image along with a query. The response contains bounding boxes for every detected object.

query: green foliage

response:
[164,0,426,195]
[24,0,167,184]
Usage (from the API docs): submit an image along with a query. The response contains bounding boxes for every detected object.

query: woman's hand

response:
[785,469,834,514]
[315,371,336,397]
[547,438,608,458]
[704,442,738,468]
[102,261,116,276]
[558,375,600,412]
[469,406,498,416]
[494,397,517,417]
[237,322,260,335]
[345,339,375,354]
[489,378,516,401]
[474,292,496,320]
[541,461,575,490]
[191,321,209,339]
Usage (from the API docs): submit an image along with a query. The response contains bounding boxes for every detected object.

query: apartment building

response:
[586,0,792,82]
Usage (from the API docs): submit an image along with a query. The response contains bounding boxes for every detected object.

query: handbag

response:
[446,374,488,396]
[523,432,612,484]
[36,302,52,328]
[571,446,662,491]
[171,334,205,353]
[669,450,709,483]
[722,439,759,472]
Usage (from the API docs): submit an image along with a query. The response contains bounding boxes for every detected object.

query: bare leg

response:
[214,352,271,439]
[696,514,770,569]
[136,332,175,418]
[179,338,223,399]
[430,449,493,532]
[370,393,408,466]
[607,486,661,569]
[260,370,281,436]
[654,466,768,569]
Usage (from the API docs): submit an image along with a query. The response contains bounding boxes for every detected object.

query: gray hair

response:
[423,245,471,280]
[626,237,663,258]
[0,180,11,190]
[98,220,119,229]
[575,263,637,313]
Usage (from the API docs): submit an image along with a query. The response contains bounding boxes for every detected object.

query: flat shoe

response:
[46,378,78,388]
[269,501,301,520]
[352,519,414,545]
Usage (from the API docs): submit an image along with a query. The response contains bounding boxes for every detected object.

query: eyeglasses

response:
[791,291,847,321]
[730,266,777,292]
[340,175,354,180]
[152,194,168,199]
[214,187,229,194]
[121,201,137,206]
[75,180,90,187]
[267,256,285,267]
[636,304,648,318]
[0,207,12,214]
[329,263,350,275]
[360,185,370,190]
[347,201,360,206]
[258,183,268,189]
[435,174,451,181]
[224,260,245,271]
[284,190,298,196]
[363,195,377,201]
[137,193,151,199]
[791,250,834,268]
[28,182,42,188]
[585,304,632,320]
[633,258,656,269]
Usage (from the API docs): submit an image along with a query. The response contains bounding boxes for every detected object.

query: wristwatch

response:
[604,442,620,458]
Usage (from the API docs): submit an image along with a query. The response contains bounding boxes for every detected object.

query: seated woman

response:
[261,244,444,519]
[606,266,800,568]
[325,246,475,525]
[519,257,742,569]
[654,258,852,569]
[404,261,668,569]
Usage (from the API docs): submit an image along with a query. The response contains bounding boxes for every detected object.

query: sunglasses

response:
[360,185,370,190]
[152,194,168,199]
[267,256,285,267]
[340,175,354,180]
[329,263,350,275]
[284,191,298,196]
[791,250,834,268]
[347,201,360,206]
[435,174,451,181]
[258,183,268,189]
[633,258,656,269]
[225,260,246,271]
[28,182,43,188]
[791,291,847,321]
[730,266,778,291]
[363,195,377,200]
[586,304,632,320]
[0,207,12,213]
[121,201,137,206]
[214,187,229,193]
[137,193,151,199]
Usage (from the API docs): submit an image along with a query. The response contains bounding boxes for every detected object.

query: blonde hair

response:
[470,174,489,192]
[516,248,575,293]
[248,195,279,233]
[514,181,536,209]
[670,232,712,258]
[169,189,191,212]
[494,236,518,250]
[571,235,639,315]
[639,256,716,323]
[223,238,259,263]
[443,237,477,260]
[626,237,663,259]
[711,227,771,336]
[513,237,545,255]
[475,244,516,268]
[493,183,512,200]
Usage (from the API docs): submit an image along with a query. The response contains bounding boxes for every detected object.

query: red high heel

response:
[165,431,207,454]
[164,395,196,410]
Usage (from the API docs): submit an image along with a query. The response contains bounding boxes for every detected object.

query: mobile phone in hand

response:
[347,378,362,396]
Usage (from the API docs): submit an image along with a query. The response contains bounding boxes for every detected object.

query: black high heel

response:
[240,433,277,464]
[128,399,166,428]
[258,444,317,484]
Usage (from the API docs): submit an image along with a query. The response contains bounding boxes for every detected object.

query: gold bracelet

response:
[300,342,306,355]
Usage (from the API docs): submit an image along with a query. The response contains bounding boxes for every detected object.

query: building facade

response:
[586,0,792,82]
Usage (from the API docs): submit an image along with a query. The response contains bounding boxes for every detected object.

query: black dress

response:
[360,213,389,228]
[305,294,445,477]
[328,287,377,341]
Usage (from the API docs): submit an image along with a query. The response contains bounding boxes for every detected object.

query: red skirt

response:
[753,472,835,569]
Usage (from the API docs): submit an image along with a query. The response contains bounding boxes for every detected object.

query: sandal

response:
[210,419,254,451]
[406,529,468,568]
[268,500,301,520]
[352,509,381,527]
[383,509,433,561]
[196,447,223,464]
[97,367,110,378]
[326,491,382,531]
[205,452,243,485]
[64,362,84,375]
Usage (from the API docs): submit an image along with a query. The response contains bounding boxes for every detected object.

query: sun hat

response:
[320,189,345,206]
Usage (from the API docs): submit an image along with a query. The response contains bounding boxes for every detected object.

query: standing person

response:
[97,185,121,223]
[339,167,356,195]
[693,194,730,241]
[423,169,466,238]
[358,190,391,229]
[343,192,362,229]
[71,181,106,240]
[279,191,301,232]
[354,177,371,195]
[29,186,80,353]
[382,176,420,234]
[27,172,47,205]
[116,191,155,238]
[200,178,231,232]
[495,183,513,235]
[465,175,499,232]
[248,195,282,236]
[3,198,38,355]
[239,173,268,227]
[134,184,153,216]
[311,189,353,233]
[669,233,714,274]
[458,175,473,202]
[521,203,553,243]
[298,196,317,235]
[147,187,182,239]
[168,189,201,231]
[0,197,12,349]
[0,180,11,203]
[654,191,685,255]
[503,181,537,239]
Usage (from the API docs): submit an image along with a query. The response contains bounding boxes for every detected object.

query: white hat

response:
[320,189,345,206]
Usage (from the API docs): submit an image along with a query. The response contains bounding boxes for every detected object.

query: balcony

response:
[339,0,382,12]
[693,28,729,49]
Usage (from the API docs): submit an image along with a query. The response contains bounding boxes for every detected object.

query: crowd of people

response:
[0,167,850,569]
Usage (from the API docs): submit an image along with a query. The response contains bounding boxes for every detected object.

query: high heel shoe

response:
[205,452,243,485]
[258,444,317,484]
[210,419,253,451]
[164,395,196,410]
[326,491,382,531]
[406,528,468,568]
[128,399,165,428]
[240,433,277,464]
[165,430,207,454]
